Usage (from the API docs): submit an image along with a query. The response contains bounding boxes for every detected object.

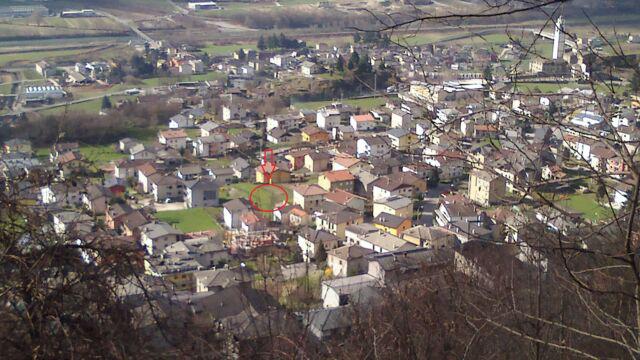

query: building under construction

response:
[225,229,281,256]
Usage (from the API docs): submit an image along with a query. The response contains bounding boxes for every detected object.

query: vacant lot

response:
[155,207,222,232]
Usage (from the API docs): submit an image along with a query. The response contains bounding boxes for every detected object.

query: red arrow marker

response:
[260,148,276,183]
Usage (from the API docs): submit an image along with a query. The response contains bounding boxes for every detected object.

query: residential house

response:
[298,227,340,262]
[386,128,412,151]
[223,198,251,229]
[373,195,413,218]
[231,157,251,180]
[301,125,330,144]
[356,137,390,158]
[350,114,376,131]
[434,194,479,227]
[391,109,412,129]
[325,189,366,213]
[81,184,111,215]
[332,155,362,172]
[301,61,320,76]
[129,144,155,160]
[274,205,311,228]
[105,202,134,230]
[169,114,195,129]
[327,245,374,277]
[317,108,341,129]
[139,222,184,255]
[352,230,411,253]
[40,182,84,207]
[321,274,379,308]
[285,149,311,170]
[176,164,203,181]
[266,113,303,132]
[372,172,425,201]
[292,184,327,213]
[137,163,160,193]
[255,162,291,184]
[373,212,412,236]
[194,134,229,157]
[209,167,235,185]
[315,209,364,239]
[120,210,149,236]
[402,225,457,249]
[158,129,188,150]
[149,175,184,203]
[199,121,221,137]
[332,125,356,141]
[468,169,506,206]
[185,177,219,208]
[240,211,266,232]
[318,170,356,192]
[304,151,331,172]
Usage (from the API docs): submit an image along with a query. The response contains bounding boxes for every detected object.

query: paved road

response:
[97,10,154,43]
[415,185,446,226]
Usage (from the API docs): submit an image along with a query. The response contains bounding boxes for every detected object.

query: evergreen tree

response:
[483,65,493,82]
[279,33,287,48]
[336,55,345,72]
[348,51,360,70]
[268,34,278,49]
[357,54,372,74]
[631,71,640,94]
[353,32,361,43]
[257,35,266,50]
[101,96,112,110]
[237,48,246,61]
[382,34,391,47]
[316,242,327,264]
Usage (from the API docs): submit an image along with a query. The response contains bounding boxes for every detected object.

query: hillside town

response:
[1,0,640,357]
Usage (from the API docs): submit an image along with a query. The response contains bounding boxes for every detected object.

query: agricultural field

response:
[79,144,127,165]
[154,207,222,233]
[200,43,257,57]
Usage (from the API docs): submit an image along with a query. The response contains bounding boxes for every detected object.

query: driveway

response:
[415,185,444,226]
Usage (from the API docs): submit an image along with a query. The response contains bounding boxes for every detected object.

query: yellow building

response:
[373,212,412,236]
[468,169,506,207]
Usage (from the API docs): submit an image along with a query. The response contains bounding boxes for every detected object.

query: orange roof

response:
[353,114,374,122]
[333,155,360,168]
[325,189,364,204]
[323,170,355,182]
[474,124,499,132]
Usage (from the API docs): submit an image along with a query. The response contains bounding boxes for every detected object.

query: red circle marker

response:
[249,183,289,213]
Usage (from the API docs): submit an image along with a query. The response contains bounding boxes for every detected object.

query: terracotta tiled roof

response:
[352,114,374,122]
[323,170,355,183]
[160,129,188,139]
[293,184,327,196]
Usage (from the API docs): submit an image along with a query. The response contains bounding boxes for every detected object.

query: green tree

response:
[357,54,372,74]
[348,51,360,70]
[316,242,327,264]
[237,48,246,60]
[336,55,345,72]
[268,34,279,49]
[101,96,112,110]
[631,71,640,94]
[353,32,362,43]
[257,35,266,50]
[483,65,493,82]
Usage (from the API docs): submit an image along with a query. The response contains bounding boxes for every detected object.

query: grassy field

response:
[543,192,615,222]
[201,43,257,57]
[0,48,97,67]
[292,96,392,111]
[0,83,13,95]
[155,207,222,232]
[79,144,126,165]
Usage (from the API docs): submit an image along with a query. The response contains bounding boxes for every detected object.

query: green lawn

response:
[544,193,616,222]
[79,144,126,165]
[155,207,222,232]
[292,96,391,111]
